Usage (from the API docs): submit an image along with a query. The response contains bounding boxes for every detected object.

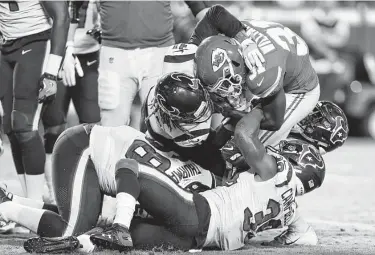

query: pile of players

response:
[0,5,349,254]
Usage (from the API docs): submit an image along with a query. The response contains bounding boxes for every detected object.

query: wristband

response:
[45,54,62,77]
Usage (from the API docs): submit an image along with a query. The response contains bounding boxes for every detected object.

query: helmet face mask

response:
[196,35,247,100]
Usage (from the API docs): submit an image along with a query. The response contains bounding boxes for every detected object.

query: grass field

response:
[0,138,374,255]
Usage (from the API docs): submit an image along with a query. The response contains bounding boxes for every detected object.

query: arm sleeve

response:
[188,4,245,46]
[184,1,211,17]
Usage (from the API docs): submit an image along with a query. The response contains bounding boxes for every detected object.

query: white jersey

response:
[146,43,213,148]
[89,125,217,196]
[0,0,51,40]
[73,0,100,55]
[201,157,298,250]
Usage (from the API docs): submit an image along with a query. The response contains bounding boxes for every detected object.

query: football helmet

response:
[271,139,326,196]
[195,35,247,99]
[151,72,213,133]
[291,101,349,153]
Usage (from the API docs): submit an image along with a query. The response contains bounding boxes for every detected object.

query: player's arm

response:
[259,88,286,131]
[39,1,70,74]
[234,107,277,181]
[188,4,246,46]
[184,1,211,20]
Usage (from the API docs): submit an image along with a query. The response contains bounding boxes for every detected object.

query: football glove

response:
[38,73,58,103]
[59,45,84,87]
[240,38,265,73]
[221,138,249,171]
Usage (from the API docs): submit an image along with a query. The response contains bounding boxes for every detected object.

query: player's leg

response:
[42,81,67,204]
[90,161,206,251]
[98,46,137,126]
[71,51,100,124]
[258,85,321,147]
[52,124,103,236]
[12,40,49,201]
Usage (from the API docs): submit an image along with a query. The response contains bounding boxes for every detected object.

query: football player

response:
[0,122,220,253]
[87,106,326,252]
[19,100,347,253]
[221,100,349,246]
[192,5,320,148]
[0,1,69,203]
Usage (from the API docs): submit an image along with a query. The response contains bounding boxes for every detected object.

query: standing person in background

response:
[0,0,69,232]
[97,1,210,129]
[43,0,101,204]
[0,1,69,201]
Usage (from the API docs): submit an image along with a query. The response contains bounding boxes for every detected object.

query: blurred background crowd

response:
[171,0,375,139]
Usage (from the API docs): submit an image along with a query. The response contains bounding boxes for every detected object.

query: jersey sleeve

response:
[246,66,285,98]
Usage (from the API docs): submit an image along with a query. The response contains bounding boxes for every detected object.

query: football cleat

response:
[262,224,318,246]
[90,223,133,252]
[23,236,81,254]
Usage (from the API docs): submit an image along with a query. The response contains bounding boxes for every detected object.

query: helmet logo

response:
[212,48,227,72]
[299,144,325,170]
[170,72,199,90]
[330,116,348,145]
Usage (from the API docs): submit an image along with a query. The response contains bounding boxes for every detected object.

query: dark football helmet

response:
[270,139,326,196]
[291,101,349,153]
[195,35,247,99]
[151,72,213,133]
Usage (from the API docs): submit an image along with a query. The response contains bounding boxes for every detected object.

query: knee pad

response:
[98,70,121,110]
[11,109,34,133]
[14,130,39,144]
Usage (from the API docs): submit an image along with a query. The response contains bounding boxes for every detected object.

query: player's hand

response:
[240,38,265,73]
[59,46,84,87]
[210,93,234,117]
[38,73,57,104]
[87,28,102,44]
[220,138,249,170]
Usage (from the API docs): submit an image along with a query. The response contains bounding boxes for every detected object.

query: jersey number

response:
[243,199,281,233]
[251,20,308,56]
[125,140,171,172]
[6,1,19,12]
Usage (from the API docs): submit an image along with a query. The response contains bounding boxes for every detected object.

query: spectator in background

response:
[301,0,375,90]
[97,1,210,129]
[42,0,101,204]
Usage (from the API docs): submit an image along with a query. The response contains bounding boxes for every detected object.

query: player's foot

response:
[90,223,133,252]
[23,236,81,254]
[262,225,318,246]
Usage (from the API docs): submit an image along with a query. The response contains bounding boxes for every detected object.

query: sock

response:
[17,174,27,196]
[113,193,137,229]
[25,174,45,201]
[0,201,44,233]
[12,194,44,209]
[113,166,140,228]
[44,153,56,204]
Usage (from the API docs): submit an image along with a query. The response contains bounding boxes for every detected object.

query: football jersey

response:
[0,1,51,40]
[145,43,213,148]
[201,155,297,250]
[89,125,217,196]
[242,20,318,96]
[73,0,100,55]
